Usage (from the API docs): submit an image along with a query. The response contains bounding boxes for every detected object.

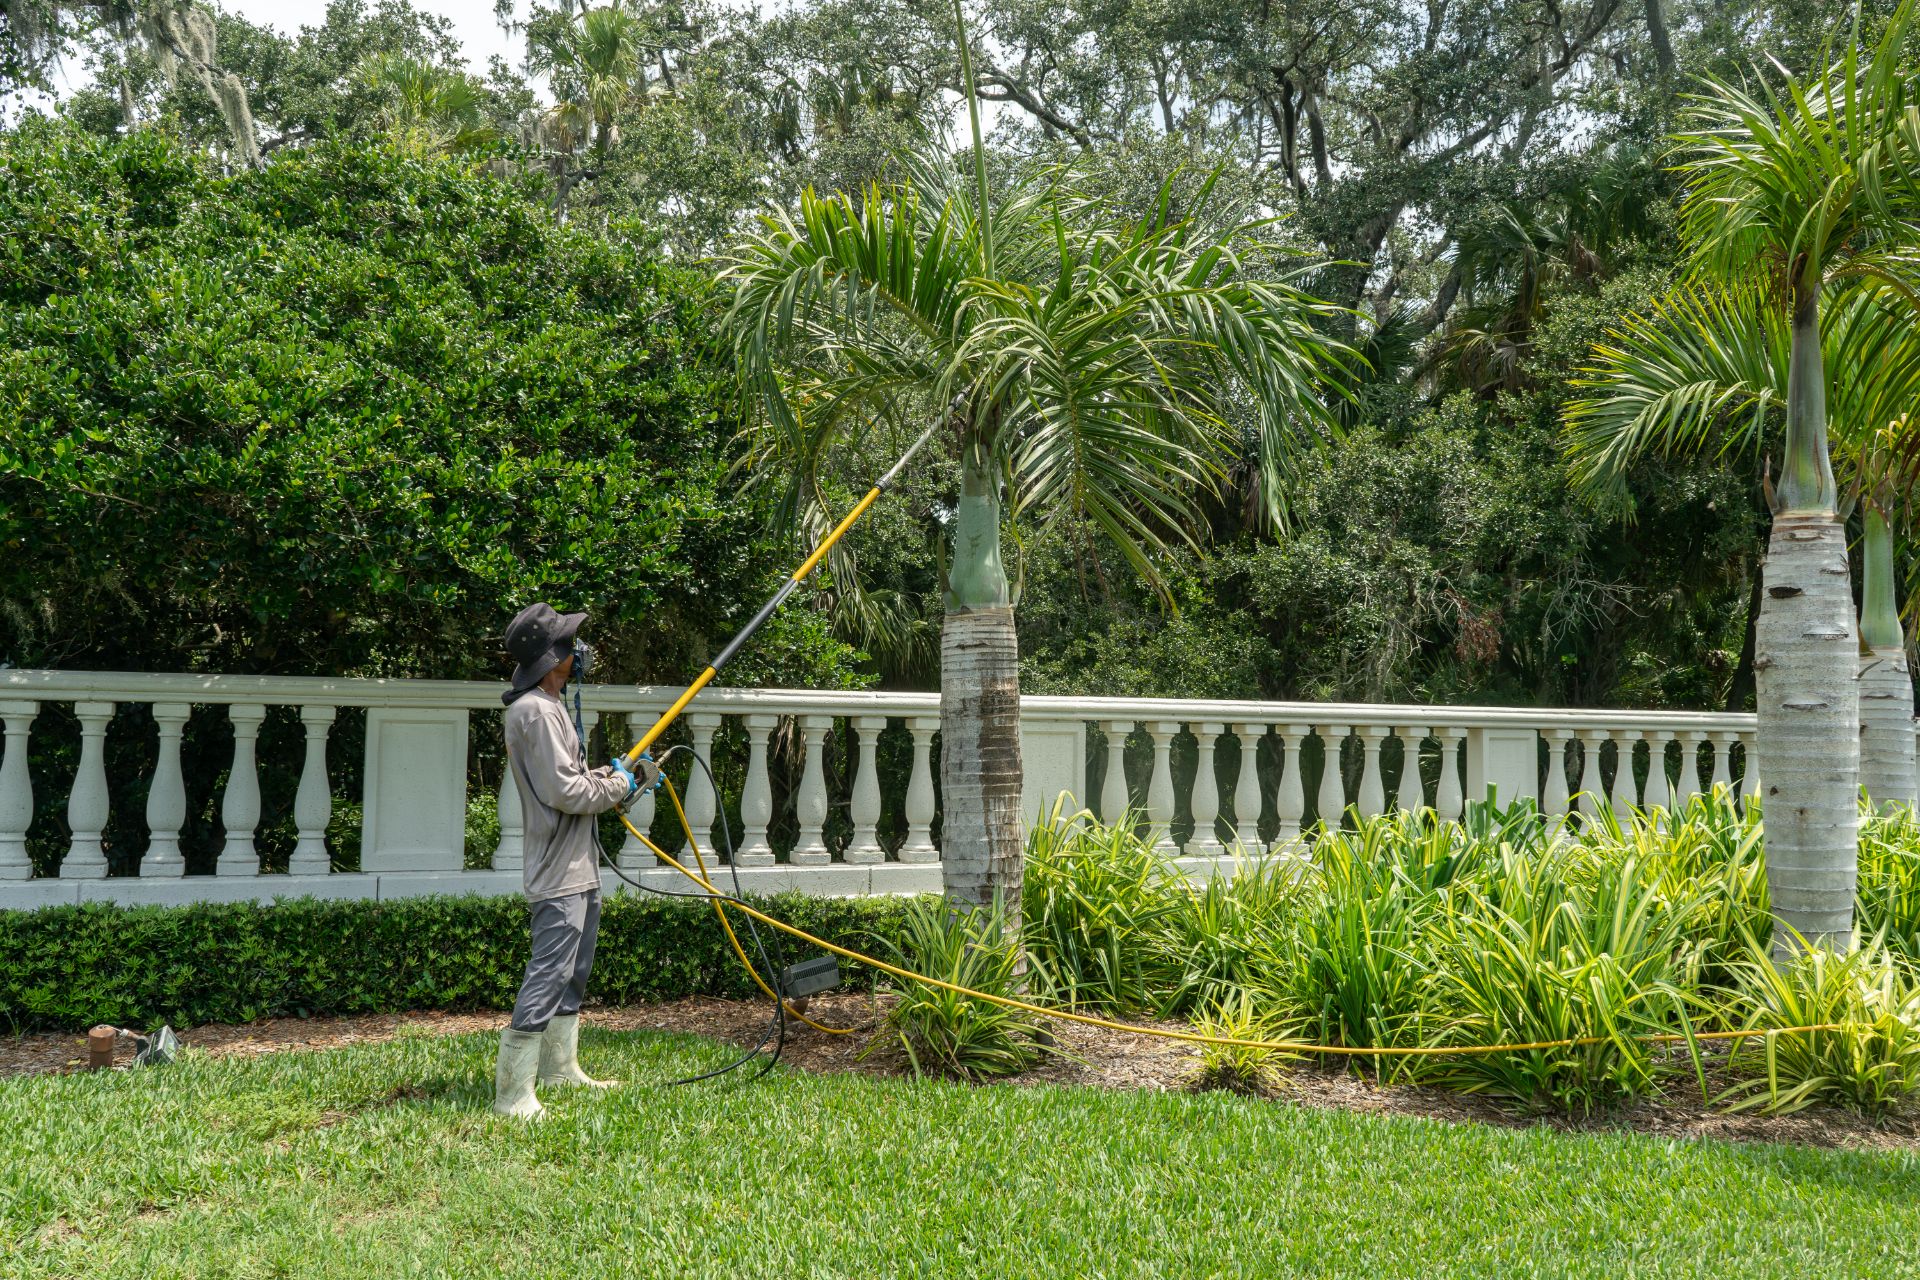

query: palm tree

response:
[360,53,495,157]
[1852,422,1919,813]
[525,1,651,218]
[1566,285,1920,814]
[1567,6,1920,954]
[721,6,1350,923]
[529,3,645,159]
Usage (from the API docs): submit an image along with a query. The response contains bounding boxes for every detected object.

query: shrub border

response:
[0,891,922,1033]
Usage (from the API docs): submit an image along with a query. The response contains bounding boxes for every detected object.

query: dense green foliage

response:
[871,893,1047,1081]
[5,1032,1917,1279]
[0,889,914,1032]
[1015,400,1762,707]
[0,122,869,877]
[0,122,857,688]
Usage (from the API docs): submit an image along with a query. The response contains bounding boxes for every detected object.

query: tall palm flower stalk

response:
[1572,6,1920,955]
[722,3,1351,921]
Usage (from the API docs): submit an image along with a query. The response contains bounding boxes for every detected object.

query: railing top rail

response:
[1018,695,1758,732]
[0,671,943,715]
[1,669,1762,731]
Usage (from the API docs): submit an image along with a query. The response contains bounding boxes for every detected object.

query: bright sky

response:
[228,0,524,75]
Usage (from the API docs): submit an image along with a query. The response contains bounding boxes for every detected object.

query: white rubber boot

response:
[538,1014,617,1088]
[492,1028,546,1119]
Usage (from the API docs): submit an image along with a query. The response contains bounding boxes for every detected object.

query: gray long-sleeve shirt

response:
[504,689,630,901]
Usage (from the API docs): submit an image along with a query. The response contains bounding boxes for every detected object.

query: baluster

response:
[1434,727,1466,821]
[0,701,37,880]
[289,705,335,876]
[846,715,887,863]
[578,708,600,761]
[616,712,657,872]
[1356,727,1388,819]
[1608,733,1638,815]
[1274,724,1308,842]
[1233,723,1266,852]
[216,703,265,876]
[1188,722,1224,856]
[1575,729,1607,816]
[1397,728,1429,812]
[1540,729,1573,817]
[141,703,191,877]
[1315,724,1347,832]
[1675,731,1706,806]
[619,785,657,872]
[1641,730,1672,814]
[792,714,832,864]
[899,717,939,863]
[1100,720,1133,827]
[495,749,525,874]
[61,701,116,879]
[684,712,721,858]
[1708,731,1734,795]
[733,713,777,866]
[1146,720,1179,852]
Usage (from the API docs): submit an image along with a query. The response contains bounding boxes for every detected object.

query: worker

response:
[492,601,658,1119]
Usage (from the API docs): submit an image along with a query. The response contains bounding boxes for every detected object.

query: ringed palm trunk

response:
[1859,505,1918,812]
[1755,292,1860,957]
[940,434,1024,930]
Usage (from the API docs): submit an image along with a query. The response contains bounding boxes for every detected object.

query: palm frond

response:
[721,148,1355,605]
[1564,283,1785,508]
[1674,1,1920,300]
[1565,281,1920,513]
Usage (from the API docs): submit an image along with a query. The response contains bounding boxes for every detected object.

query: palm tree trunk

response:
[1859,504,1917,811]
[940,435,1024,927]
[1756,298,1859,957]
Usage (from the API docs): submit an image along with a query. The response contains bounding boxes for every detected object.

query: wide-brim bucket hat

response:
[503,601,586,701]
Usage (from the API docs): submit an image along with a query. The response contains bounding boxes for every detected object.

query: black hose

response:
[597,744,790,1085]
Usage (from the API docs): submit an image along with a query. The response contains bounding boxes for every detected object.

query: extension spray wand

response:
[591,422,939,1081]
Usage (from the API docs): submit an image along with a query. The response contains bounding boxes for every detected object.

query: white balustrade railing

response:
[1,670,1913,910]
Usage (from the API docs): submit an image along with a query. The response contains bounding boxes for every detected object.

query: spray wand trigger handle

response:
[613,752,662,802]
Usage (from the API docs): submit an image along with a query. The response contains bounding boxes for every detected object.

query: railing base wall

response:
[0,862,947,911]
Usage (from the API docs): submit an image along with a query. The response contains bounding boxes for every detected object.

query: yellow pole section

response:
[791,487,880,582]
[617,422,939,770]
[623,666,717,765]
[618,481,881,767]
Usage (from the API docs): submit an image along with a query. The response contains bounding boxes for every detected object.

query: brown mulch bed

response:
[7,996,1916,1153]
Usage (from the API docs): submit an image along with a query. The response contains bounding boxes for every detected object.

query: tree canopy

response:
[2,0,1912,711]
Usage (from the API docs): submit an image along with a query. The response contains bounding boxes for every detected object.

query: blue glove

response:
[611,755,661,796]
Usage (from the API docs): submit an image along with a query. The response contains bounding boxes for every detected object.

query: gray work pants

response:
[509,888,601,1032]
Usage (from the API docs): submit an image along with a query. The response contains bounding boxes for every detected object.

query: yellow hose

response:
[617,802,1846,1060]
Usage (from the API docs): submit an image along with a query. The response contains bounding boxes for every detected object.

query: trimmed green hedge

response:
[0,892,923,1032]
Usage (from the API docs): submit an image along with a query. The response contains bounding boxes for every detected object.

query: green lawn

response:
[3,1028,1917,1279]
